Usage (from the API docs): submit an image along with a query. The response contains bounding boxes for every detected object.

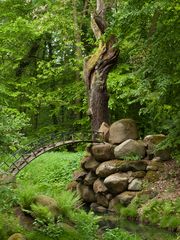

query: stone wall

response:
[71,119,170,213]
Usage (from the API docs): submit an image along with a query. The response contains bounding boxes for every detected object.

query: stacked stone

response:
[72,119,170,213]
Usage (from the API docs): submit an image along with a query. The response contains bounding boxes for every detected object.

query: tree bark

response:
[84,0,119,132]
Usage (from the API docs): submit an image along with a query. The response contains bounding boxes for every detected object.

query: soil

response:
[146,159,180,201]
[14,206,34,231]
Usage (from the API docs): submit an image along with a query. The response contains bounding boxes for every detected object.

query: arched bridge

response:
[0,131,103,176]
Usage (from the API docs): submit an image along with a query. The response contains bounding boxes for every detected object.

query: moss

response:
[131,171,146,178]
[145,170,160,182]
[84,43,106,78]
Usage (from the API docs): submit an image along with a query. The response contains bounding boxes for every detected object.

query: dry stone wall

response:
[72,119,170,213]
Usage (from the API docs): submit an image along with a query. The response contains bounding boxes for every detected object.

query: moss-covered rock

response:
[145,170,160,182]
[32,195,60,218]
[131,171,146,178]
[96,160,148,178]
[8,233,26,240]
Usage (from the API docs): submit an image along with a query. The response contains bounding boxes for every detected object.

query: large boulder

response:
[81,155,99,171]
[76,183,96,202]
[93,178,108,194]
[96,160,148,178]
[98,122,110,142]
[104,173,128,194]
[8,233,26,240]
[128,178,143,191]
[33,195,60,218]
[114,139,146,160]
[96,160,124,177]
[109,119,138,144]
[91,143,115,161]
[119,160,148,172]
[143,134,170,160]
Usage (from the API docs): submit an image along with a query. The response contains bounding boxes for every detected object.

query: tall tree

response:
[84,0,119,132]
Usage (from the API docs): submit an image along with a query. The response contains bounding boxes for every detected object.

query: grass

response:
[17,151,84,191]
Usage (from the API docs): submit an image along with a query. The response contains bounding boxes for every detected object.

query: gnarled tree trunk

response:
[84,0,119,132]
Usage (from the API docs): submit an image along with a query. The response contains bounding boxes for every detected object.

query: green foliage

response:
[120,206,138,219]
[118,194,153,220]
[123,153,141,161]
[140,199,180,229]
[25,231,52,240]
[17,151,84,189]
[0,212,24,240]
[107,0,180,152]
[15,184,38,210]
[103,228,141,240]
[0,106,29,153]
[0,0,91,138]
[33,219,64,240]
[73,210,99,240]
[54,191,81,219]
[0,185,17,212]
[31,203,54,223]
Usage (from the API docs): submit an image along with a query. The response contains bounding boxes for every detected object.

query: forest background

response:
[0,0,179,157]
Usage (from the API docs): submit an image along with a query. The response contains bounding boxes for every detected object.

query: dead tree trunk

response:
[84,0,119,132]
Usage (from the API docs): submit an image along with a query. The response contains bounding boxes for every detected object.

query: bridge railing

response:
[0,130,104,174]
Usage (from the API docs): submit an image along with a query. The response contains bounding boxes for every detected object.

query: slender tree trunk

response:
[83,0,119,132]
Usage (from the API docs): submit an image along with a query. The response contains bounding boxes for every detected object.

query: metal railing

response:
[0,131,104,175]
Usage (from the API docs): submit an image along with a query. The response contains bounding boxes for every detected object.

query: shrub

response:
[15,183,39,210]
[31,203,54,223]
[73,210,100,240]
[54,190,81,219]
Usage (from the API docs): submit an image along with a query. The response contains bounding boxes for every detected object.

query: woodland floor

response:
[147,159,180,201]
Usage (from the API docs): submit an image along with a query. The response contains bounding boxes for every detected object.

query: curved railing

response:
[0,131,104,176]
